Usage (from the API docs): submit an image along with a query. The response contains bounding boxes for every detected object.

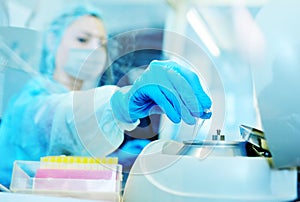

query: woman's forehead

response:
[66,15,107,38]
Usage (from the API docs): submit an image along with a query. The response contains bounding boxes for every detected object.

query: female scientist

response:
[0,5,212,187]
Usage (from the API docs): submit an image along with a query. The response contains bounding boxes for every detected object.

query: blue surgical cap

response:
[39,5,103,77]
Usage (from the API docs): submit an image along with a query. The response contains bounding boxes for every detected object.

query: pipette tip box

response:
[10,157,122,202]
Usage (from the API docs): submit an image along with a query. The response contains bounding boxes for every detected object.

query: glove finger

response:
[199,111,212,119]
[162,61,212,111]
[149,60,212,114]
[146,86,181,123]
[165,66,205,121]
[159,86,196,125]
[172,64,212,110]
[148,60,206,122]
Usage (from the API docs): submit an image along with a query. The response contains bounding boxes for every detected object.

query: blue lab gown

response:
[0,76,136,188]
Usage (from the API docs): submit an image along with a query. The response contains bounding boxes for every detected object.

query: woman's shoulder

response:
[23,76,68,95]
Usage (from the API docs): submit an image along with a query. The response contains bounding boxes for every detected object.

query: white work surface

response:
[0,192,111,202]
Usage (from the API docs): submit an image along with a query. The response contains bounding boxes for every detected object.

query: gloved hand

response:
[111,60,212,125]
[121,139,151,155]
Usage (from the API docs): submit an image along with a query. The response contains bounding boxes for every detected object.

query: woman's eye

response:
[98,38,107,47]
[77,37,88,43]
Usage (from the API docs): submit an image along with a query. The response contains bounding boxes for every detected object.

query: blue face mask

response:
[63,48,107,80]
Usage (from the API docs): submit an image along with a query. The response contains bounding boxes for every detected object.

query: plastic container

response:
[10,160,122,202]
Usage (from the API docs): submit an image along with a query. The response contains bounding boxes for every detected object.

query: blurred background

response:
[5,0,168,34]
[1,0,269,141]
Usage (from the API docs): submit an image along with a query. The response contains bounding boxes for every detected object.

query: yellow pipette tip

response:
[40,156,118,164]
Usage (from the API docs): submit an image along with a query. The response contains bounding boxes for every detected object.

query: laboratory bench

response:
[0,192,108,202]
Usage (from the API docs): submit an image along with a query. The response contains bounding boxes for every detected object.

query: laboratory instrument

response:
[123,128,297,202]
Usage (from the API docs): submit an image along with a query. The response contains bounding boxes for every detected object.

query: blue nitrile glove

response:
[121,139,151,155]
[111,60,212,125]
